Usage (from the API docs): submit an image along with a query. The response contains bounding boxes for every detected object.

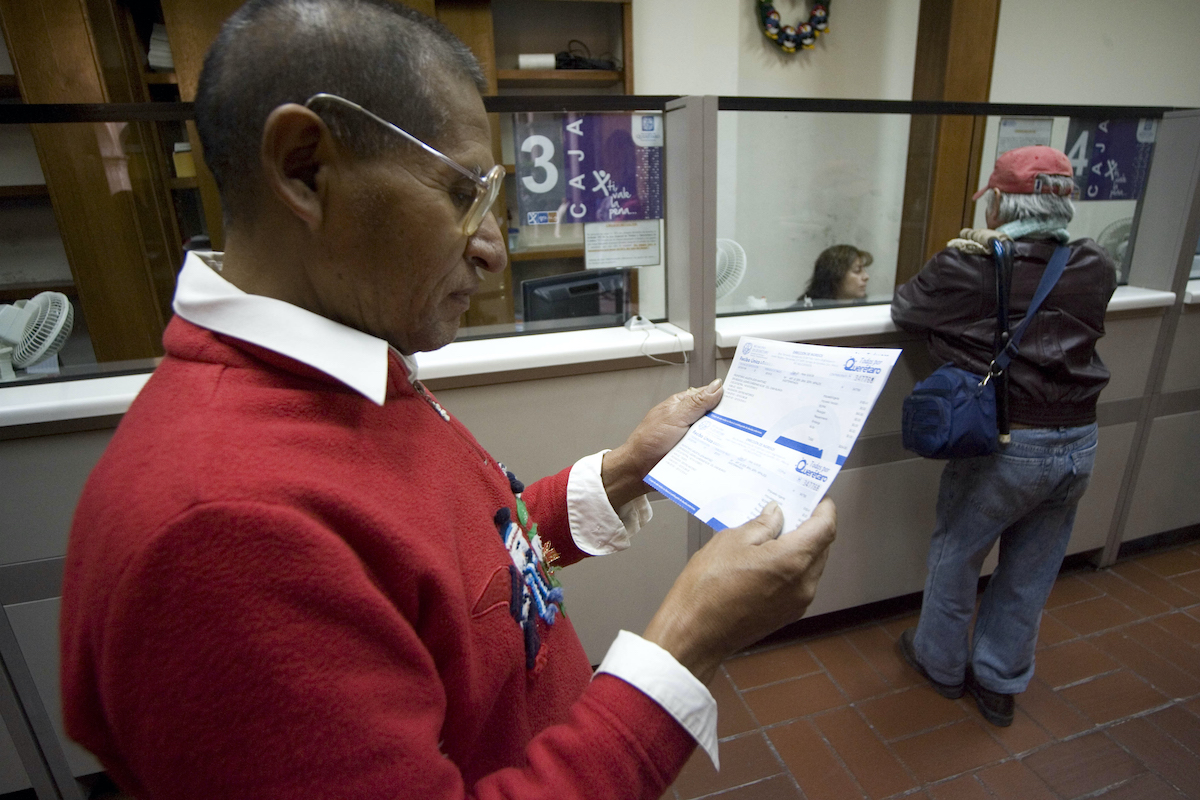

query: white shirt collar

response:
[172,251,418,405]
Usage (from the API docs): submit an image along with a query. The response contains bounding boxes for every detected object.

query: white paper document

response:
[646,337,901,533]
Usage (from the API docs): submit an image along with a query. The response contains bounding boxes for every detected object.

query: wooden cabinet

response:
[0,0,184,362]
[449,0,635,325]
[0,0,635,359]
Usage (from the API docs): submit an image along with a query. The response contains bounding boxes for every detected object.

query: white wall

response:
[636,0,920,309]
[733,0,919,100]
[634,0,919,99]
[990,0,1200,107]
[632,0,740,96]
[982,0,1200,283]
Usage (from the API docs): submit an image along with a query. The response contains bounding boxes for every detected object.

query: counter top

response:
[1106,285,1177,312]
[0,323,694,428]
[1185,279,1200,305]
[714,285,1176,348]
[715,304,896,348]
[415,322,693,380]
[0,372,151,428]
[0,285,1174,429]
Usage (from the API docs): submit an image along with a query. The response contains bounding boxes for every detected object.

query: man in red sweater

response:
[60,2,836,798]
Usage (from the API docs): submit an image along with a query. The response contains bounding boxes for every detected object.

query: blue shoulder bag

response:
[901,242,1069,460]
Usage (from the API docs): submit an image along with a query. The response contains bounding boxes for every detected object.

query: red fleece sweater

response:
[61,317,695,800]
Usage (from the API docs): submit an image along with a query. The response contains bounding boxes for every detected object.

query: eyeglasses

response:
[304,93,505,237]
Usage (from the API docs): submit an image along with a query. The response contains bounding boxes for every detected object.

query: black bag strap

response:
[994,244,1070,371]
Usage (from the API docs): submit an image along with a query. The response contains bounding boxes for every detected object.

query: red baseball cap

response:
[973,145,1074,201]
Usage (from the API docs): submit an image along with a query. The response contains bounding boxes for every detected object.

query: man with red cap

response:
[890,145,1116,727]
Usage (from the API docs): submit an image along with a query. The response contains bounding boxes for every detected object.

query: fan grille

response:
[716,239,747,299]
[14,292,74,368]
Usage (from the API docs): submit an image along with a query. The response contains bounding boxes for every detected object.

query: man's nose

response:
[467,212,508,274]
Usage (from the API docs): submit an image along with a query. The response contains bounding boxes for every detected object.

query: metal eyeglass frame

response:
[304,92,505,237]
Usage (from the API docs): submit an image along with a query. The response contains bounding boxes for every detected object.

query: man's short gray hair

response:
[195,0,486,227]
[992,174,1076,226]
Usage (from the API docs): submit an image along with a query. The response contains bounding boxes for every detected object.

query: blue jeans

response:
[912,424,1098,695]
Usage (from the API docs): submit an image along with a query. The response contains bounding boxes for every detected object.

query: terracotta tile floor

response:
[669,539,1200,800]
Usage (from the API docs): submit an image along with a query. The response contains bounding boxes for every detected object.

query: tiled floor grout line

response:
[684,772,792,800]
[728,651,938,800]
[710,667,813,799]
[1101,712,1194,799]
[733,626,1081,788]
[1048,666,1128,691]
[842,701,928,791]
[728,669,827,694]
[721,652,1199,796]
[752,726,826,800]
[723,666,879,800]
[803,643,930,792]
[1047,572,1197,619]
[954,565,1200,793]
[683,545,1200,800]
[1074,776,1149,800]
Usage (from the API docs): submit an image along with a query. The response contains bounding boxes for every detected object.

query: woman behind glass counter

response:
[799,245,873,302]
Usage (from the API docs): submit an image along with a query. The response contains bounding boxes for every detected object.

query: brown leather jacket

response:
[892,238,1117,427]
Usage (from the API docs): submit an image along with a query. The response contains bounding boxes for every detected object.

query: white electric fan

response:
[1097,217,1134,267]
[716,238,747,300]
[0,291,74,381]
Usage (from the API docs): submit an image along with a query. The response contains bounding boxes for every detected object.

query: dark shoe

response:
[965,668,1014,727]
[897,628,964,699]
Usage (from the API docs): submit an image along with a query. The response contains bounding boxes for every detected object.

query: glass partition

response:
[461,106,667,340]
[715,100,1170,320]
[0,118,185,384]
[971,114,1159,284]
[715,109,911,315]
[0,98,671,386]
[0,98,1176,386]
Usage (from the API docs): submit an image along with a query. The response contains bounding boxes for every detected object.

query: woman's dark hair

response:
[801,245,873,301]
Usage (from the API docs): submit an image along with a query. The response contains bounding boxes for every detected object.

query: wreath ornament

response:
[757,1,830,54]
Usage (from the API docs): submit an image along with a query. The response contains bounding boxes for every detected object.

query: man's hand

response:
[602,379,724,510]
[642,499,837,684]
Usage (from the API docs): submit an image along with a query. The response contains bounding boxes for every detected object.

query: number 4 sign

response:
[1063,117,1157,201]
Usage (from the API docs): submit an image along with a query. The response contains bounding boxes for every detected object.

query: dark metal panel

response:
[0,611,82,799]
[0,560,64,606]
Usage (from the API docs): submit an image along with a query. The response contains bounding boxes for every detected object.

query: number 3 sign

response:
[513,112,663,226]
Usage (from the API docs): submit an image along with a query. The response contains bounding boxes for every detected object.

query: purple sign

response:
[1064,118,1157,201]
[514,112,663,225]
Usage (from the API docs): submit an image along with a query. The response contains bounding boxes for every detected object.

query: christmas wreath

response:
[757,1,830,54]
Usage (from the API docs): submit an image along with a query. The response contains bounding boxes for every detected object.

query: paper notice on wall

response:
[646,337,900,534]
[584,220,662,269]
[996,117,1053,156]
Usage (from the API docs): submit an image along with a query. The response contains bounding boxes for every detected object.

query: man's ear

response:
[260,104,337,230]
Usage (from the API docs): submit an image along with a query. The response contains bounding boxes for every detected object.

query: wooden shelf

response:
[0,184,49,199]
[0,281,76,303]
[170,177,198,190]
[142,71,178,85]
[496,69,623,89]
[509,246,584,262]
[0,74,19,99]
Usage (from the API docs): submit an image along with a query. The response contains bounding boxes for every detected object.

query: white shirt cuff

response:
[596,630,719,769]
[567,451,653,556]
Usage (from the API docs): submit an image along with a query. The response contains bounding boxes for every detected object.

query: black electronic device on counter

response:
[520,268,630,324]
